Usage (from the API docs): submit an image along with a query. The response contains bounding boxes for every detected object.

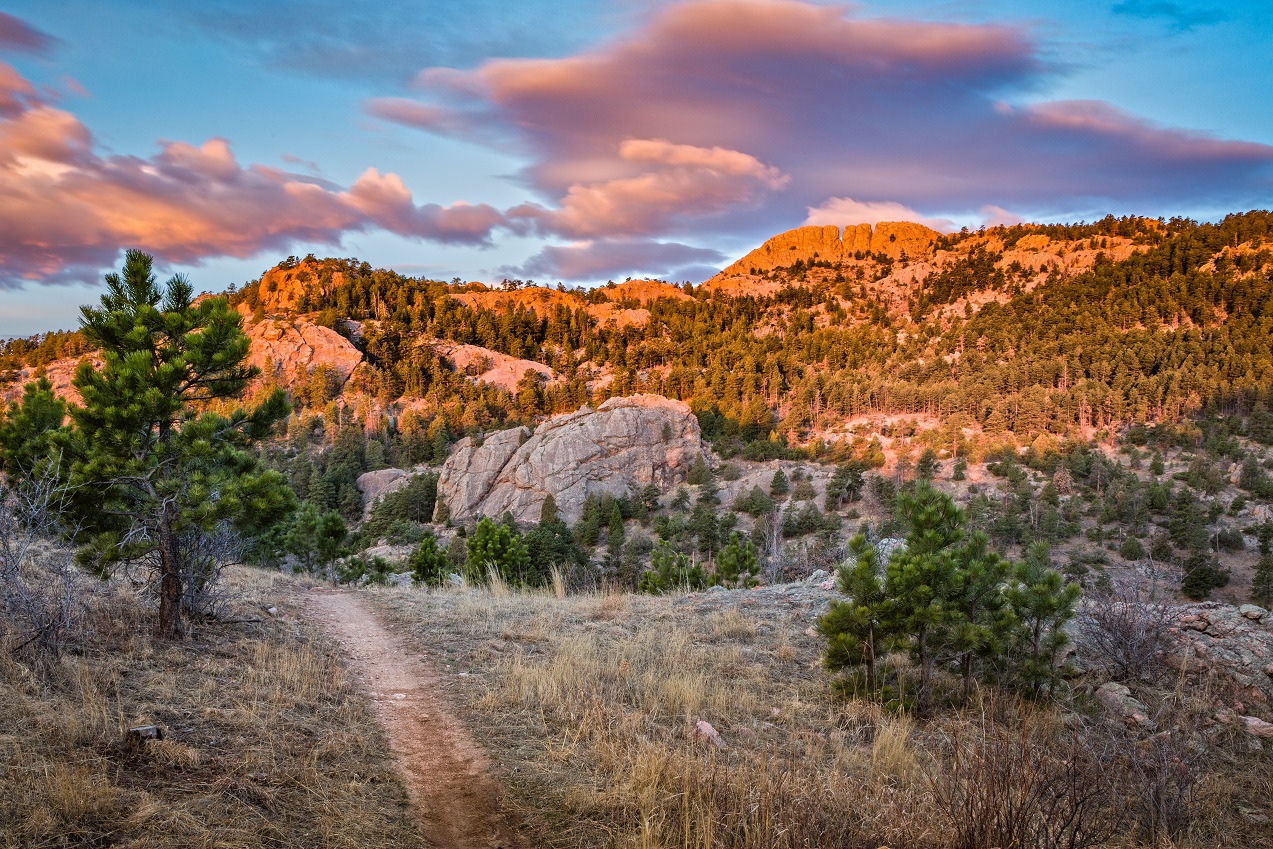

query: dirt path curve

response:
[302,589,522,849]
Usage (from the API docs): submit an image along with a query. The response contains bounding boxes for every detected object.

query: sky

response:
[0,0,1270,336]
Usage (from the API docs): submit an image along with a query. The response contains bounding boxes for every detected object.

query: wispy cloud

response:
[501,238,724,282]
[0,12,57,56]
[1111,1,1224,31]
[176,0,624,82]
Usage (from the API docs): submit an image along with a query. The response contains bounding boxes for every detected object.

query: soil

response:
[302,589,522,849]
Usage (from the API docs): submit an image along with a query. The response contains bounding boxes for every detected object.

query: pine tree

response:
[817,535,888,694]
[770,468,790,498]
[1005,543,1079,698]
[715,532,758,586]
[1251,555,1273,610]
[66,251,295,638]
[409,534,449,586]
[0,377,68,478]
[466,516,528,585]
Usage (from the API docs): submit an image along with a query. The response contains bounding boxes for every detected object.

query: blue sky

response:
[0,0,1270,335]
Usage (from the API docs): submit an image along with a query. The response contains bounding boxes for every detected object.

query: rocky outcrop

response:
[4,353,99,406]
[427,340,558,394]
[713,221,941,280]
[253,261,346,313]
[246,318,363,388]
[435,395,704,526]
[356,468,411,517]
[1168,602,1273,706]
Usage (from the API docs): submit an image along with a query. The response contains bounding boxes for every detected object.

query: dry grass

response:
[374,581,1273,849]
[375,584,944,848]
[0,567,419,849]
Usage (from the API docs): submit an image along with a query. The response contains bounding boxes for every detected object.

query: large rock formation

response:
[435,394,704,526]
[713,221,941,280]
[245,317,363,388]
[356,468,412,518]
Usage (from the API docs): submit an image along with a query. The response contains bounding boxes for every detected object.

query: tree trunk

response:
[917,629,931,716]
[157,501,184,639]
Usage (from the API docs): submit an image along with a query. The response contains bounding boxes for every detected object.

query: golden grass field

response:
[4,564,1271,849]
[372,581,1273,849]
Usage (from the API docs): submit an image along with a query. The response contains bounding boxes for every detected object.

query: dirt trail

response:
[303,590,522,849]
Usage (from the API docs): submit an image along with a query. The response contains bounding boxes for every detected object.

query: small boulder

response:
[1096,682,1155,728]
[1239,604,1269,624]
[1241,715,1273,739]
[692,719,726,748]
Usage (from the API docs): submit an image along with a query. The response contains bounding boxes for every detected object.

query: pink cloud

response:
[805,197,953,231]
[0,63,510,285]
[372,0,1273,236]
[506,138,788,238]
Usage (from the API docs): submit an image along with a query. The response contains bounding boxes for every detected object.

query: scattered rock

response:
[807,569,830,584]
[266,607,278,617]
[446,573,464,588]
[127,725,164,745]
[1239,604,1269,624]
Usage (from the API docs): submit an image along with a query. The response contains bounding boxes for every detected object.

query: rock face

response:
[356,468,411,516]
[714,221,941,279]
[246,318,363,388]
[435,395,704,526]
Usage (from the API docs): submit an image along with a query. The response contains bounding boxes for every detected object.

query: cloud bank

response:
[5,1,1273,288]
[0,61,507,286]
[369,0,1273,278]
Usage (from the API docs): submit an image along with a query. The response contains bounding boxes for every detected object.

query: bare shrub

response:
[0,465,90,656]
[929,700,1124,849]
[1071,576,1175,681]
[1123,730,1202,843]
[177,524,244,619]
